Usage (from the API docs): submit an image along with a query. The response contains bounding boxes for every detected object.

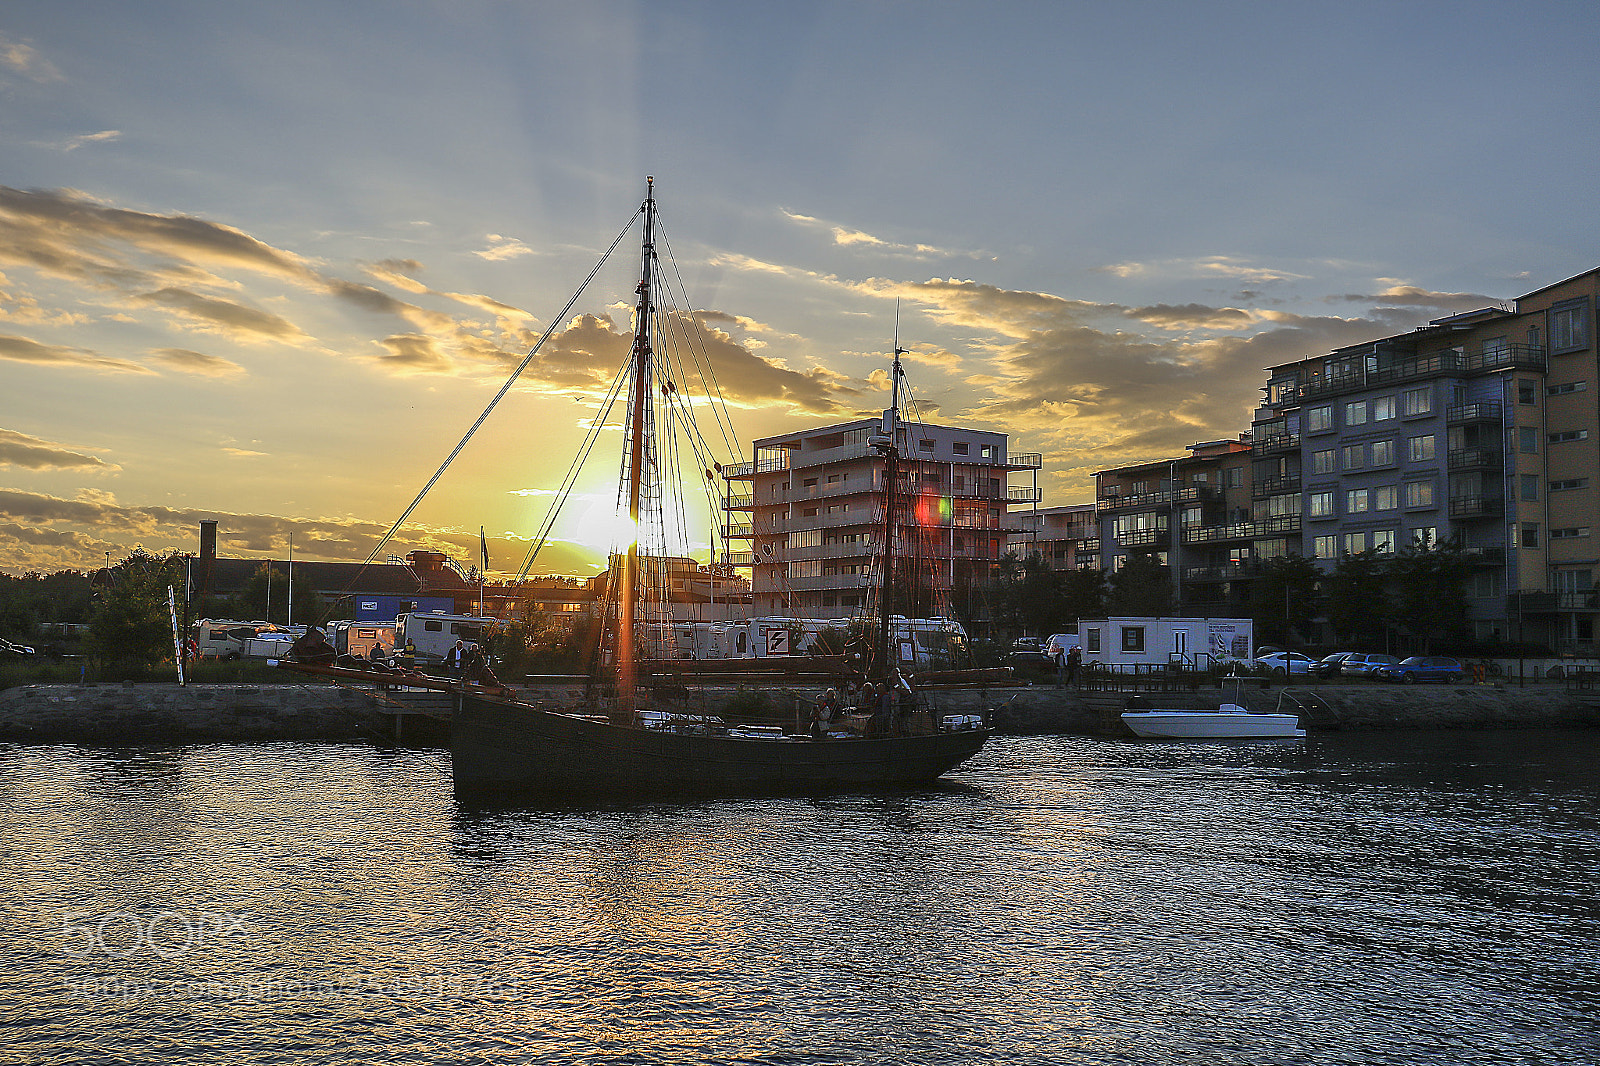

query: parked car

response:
[0,639,36,656]
[1006,647,1056,673]
[1339,653,1401,678]
[1311,651,1359,678]
[1249,651,1316,677]
[1374,656,1467,683]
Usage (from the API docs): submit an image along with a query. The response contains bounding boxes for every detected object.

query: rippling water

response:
[1,730,1596,1065]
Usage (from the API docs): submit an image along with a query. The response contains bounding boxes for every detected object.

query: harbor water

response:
[2,730,1596,1064]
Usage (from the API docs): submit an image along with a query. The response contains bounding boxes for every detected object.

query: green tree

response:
[1322,551,1389,645]
[89,550,185,672]
[1249,555,1322,646]
[238,563,325,625]
[1388,537,1473,652]
[1106,550,1173,617]
[1057,566,1107,629]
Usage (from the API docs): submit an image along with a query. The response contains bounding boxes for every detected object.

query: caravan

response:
[394,611,498,664]
[1072,616,1252,672]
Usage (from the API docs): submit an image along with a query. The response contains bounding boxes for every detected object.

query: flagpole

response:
[479,526,488,617]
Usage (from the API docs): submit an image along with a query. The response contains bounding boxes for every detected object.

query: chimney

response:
[200,520,218,562]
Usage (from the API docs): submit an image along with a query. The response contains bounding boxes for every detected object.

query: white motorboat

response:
[1120,704,1306,739]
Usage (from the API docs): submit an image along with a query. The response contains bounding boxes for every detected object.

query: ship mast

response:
[615,177,656,722]
[871,346,906,680]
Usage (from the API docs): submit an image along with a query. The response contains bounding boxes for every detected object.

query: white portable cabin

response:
[1075,616,1252,671]
[642,616,968,667]
[328,620,398,657]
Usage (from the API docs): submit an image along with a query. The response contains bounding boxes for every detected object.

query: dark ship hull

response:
[451,690,990,796]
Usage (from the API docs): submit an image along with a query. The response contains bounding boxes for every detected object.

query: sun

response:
[572,498,639,557]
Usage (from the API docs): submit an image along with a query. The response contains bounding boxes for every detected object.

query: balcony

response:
[1115,527,1170,548]
[722,521,754,538]
[1183,561,1262,582]
[1447,402,1504,425]
[724,551,756,567]
[1097,485,1211,512]
[1277,344,1547,404]
[1183,514,1302,543]
[722,493,755,510]
[1007,452,1043,469]
[1448,496,1503,519]
[1447,448,1501,471]
[1251,475,1302,499]
[785,573,872,591]
[1007,485,1043,504]
[1251,432,1301,455]
[1461,546,1505,566]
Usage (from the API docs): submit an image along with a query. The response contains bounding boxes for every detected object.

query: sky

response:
[3,0,1599,579]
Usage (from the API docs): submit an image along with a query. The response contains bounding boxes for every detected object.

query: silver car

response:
[1339,653,1400,678]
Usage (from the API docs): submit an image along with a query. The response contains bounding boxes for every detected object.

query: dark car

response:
[1311,651,1358,678]
[1340,653,1401,678]
[1374,655,1467,684]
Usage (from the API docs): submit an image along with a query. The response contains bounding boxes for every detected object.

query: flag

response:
[479,527,490,572]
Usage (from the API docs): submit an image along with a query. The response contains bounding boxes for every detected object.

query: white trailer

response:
[394,612,497,664]
[1074,616,1252,672]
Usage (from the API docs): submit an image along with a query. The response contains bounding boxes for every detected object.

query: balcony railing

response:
[1097,485,1211,512]
[1252,475,1302,498]
[1448,496,1503,519]
[722,522,754,538]
[722,493,755,509]
[1183,562,1262,582]
[1447,448,1501,471]
[1276,344,1547,404]
[1183,514,1302,543]
[1008,452,1043,469]
[1114,527,1170,547]
[1250,432,1301,454]
[723,551,756,567]
[1447,402,1504,424]
[1007,485,1043,503]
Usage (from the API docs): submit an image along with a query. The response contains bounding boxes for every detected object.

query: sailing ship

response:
[448,179,992,795]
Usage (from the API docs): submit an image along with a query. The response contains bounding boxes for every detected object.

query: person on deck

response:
[447,639,467,678]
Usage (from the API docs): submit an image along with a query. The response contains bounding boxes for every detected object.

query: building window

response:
[1403,387,1432,416]
[1405,481,1435,508]
[1347,488,1370,513]
[1519,426,1540,454]
[1547,380,1587,395]
[1307,406,1333,433]
[1370,439,1394,466]
[1552,300,1588,353]
[1375,485,1398,510]
[1372,529,1396,554]
[980,444,994,460]
[1551,478,1589,492]
[1551,527,1591,540]
[1309,491,1335,518]
[918,439,935,451]
[953,441,969,455]
[1412,527,1436,547]
[1345,401,1368,426]
[1314,535,1338,559]
[1121,626,1146,653]
[1344,532,1366,555]
[1521,524,1540,548]
[1372,396,1396,420]
[1408,434,1436,462]
[1518,380,1538,405]
[1225,467,1243,488]
[1312,449,1336,474]
[1342,444,1364,470]
[1472,571,1502,598]
[1521,475,1540,502]
[1549,429,1590,444]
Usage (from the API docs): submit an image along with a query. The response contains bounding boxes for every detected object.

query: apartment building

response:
[1094,437,1257,614]
[1251,267,1599,650]
[1009,504,1100,569]
[721,416,1041,619]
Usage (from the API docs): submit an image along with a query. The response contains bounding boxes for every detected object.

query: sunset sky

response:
[4,1,1599,578]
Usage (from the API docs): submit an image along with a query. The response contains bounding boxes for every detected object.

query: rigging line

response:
[656,229,742,457]
[647,267,737,478]
[512,362,633,583]
[354,209,642,581]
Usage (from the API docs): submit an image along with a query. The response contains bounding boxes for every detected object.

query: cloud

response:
[1334,282,1498,313]
[1098,256,1310,285]
[148,347,246,377]
[474,235,536,261]
[135,286,304,339]
[1125,303,1256,331]
[376,333,453,372]
[0,33,62,82]
[0,428,119,471]
[62,130,121,152]
[0,331,154,374]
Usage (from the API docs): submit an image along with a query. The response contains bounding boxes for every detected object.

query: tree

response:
[89,550,185,672]
[238,563,325,625]
[1249,555,1321,646]
[1106,551,1173,617]
[1323,551,1389,645]
[1388,537,1473,652]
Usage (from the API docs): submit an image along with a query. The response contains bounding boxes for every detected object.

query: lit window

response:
[1405,481,1434,508]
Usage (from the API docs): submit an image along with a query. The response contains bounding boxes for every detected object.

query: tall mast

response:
[872,346,906,680]
[616,177,655,721]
